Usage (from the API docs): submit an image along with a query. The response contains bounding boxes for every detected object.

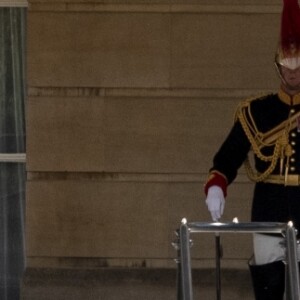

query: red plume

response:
[281,0,300,54]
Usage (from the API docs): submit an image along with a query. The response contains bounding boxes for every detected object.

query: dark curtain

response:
[0,7,26,300]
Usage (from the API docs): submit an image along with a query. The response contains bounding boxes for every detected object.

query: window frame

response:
[0,1,27,7]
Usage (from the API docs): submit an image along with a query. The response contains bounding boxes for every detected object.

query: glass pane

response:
[0,7,26,300]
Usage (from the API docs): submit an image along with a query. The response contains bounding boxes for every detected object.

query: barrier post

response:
[172,229,183,300]
[175,220,300,300]
[285,222,300,300]
[180,218,193,300]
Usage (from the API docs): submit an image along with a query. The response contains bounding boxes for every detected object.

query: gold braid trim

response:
[235,95,291,182]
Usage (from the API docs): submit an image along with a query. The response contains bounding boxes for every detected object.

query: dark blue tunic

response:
[211,93,300,231]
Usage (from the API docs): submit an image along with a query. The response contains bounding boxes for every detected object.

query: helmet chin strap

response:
[275,61,290,90]
[275,62,288,87]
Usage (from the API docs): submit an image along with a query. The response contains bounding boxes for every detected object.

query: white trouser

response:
[253,233,300,265]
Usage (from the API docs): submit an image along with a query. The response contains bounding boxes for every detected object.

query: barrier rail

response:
[173,219,300,300]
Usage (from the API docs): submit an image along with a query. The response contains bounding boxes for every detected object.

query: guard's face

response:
[281,65,300,91]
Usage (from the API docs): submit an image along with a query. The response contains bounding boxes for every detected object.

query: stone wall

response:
[23,0,282,298]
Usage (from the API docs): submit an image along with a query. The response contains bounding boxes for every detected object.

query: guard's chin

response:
[285,83,300,91]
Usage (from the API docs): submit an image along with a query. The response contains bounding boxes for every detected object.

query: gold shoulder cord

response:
[235,95,294,182]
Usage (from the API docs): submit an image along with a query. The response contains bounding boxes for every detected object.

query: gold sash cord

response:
[235,97,300,183]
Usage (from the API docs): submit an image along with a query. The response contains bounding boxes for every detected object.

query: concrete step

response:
[21,267,254,300]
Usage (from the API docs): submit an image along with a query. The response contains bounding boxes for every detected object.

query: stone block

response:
[27,7,281,90]
[21,267,254,300]
[27,95,243,173]
[26,96,105,172]
[171,13,280,89]
[27,12,171,88]
[28,0,171,3]
[171,0,280,4]
[26,179,254,261]
[26,180,172,258]
[104,96,240,173]
[28,0,280,5]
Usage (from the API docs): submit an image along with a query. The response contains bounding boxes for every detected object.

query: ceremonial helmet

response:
[275,0,300,76]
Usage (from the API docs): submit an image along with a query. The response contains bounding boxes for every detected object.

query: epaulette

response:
[234,93,273,123]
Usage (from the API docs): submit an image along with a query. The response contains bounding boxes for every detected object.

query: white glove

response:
[205,185,225,221]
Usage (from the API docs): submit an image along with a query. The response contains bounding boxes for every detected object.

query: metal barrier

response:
[173,219,300,300]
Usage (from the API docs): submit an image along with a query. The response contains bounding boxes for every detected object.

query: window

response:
[0,1,27,299]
